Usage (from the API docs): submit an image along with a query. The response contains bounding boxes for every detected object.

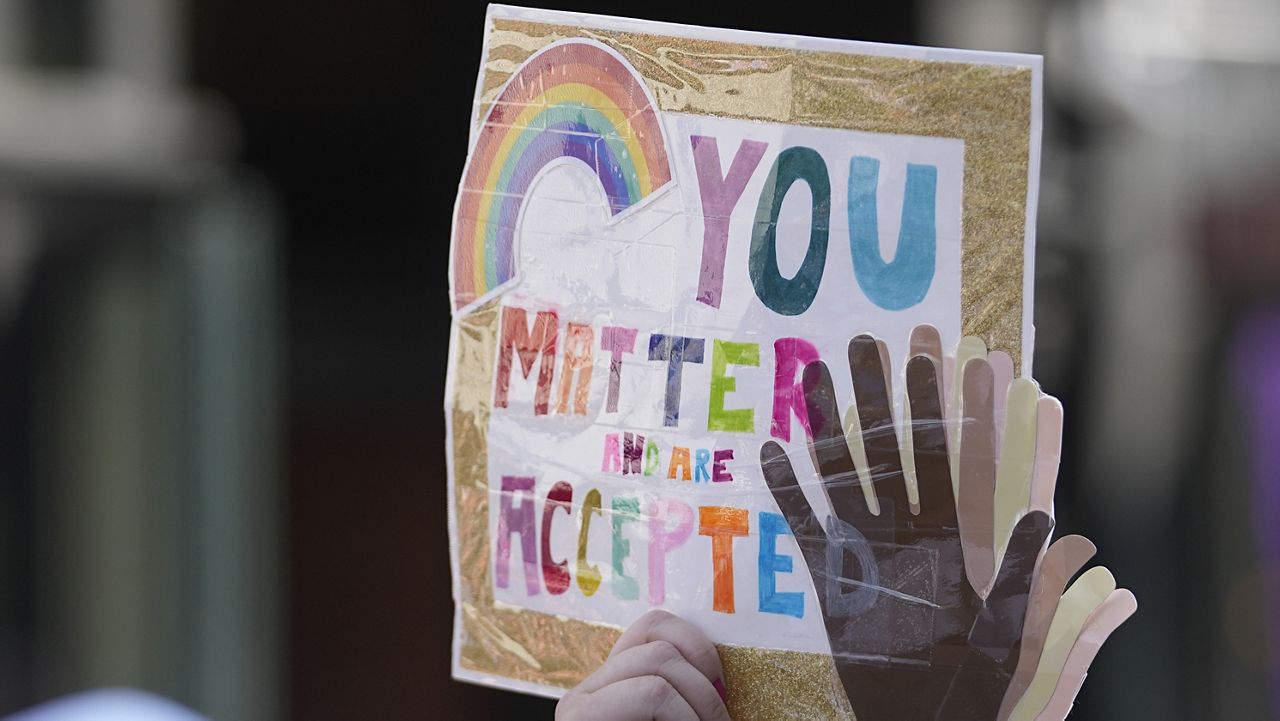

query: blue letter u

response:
[847,157,937,311]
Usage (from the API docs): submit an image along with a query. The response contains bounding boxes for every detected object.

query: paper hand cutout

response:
[917,330,1135,721]
[760,335,1053,721]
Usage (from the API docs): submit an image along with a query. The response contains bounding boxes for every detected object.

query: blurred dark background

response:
[0,0,1277,719]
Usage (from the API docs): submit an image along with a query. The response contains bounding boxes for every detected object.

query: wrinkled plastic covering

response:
[452,316,1134,720]
[445,6,1132,720]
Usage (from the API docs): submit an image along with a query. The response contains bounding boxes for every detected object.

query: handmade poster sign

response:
[446,6,1132,719]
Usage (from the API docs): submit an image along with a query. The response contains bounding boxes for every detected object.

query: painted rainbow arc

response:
[451,40,672,310]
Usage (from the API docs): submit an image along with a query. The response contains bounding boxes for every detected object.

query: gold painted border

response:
[451,18,1035,719]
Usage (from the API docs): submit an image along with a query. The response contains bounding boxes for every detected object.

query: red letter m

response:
[493,306,559,415]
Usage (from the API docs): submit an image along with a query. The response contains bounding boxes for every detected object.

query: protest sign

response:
[446,6,1054,714]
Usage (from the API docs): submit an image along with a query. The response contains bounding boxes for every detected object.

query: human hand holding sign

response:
[557,610,730,721]
[759,335,1053,720]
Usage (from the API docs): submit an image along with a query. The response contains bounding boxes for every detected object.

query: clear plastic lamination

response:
[477,323,1134,720]
[446,11,1131,718]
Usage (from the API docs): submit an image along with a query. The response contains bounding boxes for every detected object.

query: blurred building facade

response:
[0,0,280,718]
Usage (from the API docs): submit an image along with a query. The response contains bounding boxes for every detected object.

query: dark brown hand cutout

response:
[759,335,1052,721]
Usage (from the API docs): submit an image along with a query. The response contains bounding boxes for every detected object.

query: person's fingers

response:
[761,441,829,584]
[958,357,998,594]
[608,610,724,691]
[997,535,1096,721]
[1029,396,1063,514]
[575,641,729,721]
[847,335,910,522]
[557,675,700,721]
[800,361,869,527]
[905,355,957,529]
